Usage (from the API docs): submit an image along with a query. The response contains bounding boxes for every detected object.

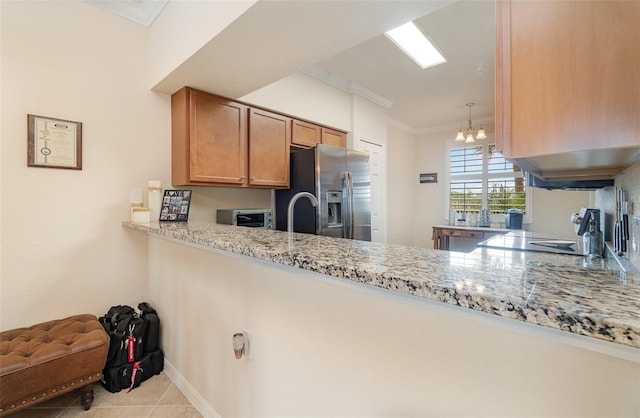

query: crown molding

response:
[303,66,393,109]
[349,82,394,109]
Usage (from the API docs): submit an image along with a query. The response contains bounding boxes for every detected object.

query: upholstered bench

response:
[0,314,109,416]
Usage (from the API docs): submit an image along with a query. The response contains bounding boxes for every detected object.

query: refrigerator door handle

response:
[346,171,355,239]
[341,171,349,238]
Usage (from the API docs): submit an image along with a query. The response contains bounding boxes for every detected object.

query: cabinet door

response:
[292,119,321,147]
[189,90,247,185]
[249,108,291,188]
[497,1,640,158]
[321,127,346,148]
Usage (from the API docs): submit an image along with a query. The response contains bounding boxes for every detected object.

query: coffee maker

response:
[571,207,612,241]
[571,208,601,236]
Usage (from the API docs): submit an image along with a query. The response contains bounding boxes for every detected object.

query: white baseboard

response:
[163,359,221,418]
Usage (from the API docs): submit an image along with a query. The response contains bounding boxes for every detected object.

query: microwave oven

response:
[216,209,273,229]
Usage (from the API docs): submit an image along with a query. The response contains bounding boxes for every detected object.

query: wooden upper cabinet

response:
[172,88,290,188]
[496,1,640,177]
[172,87,247,186]
[248,108,291,188]
[172,86,348,187]
[321,127,346,148]
[292,119,321,147]
[292,120,347,148]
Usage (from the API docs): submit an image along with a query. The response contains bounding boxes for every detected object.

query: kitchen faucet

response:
[287,192,318,233]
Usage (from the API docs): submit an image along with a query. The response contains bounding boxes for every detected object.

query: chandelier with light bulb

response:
[455,102,486,143]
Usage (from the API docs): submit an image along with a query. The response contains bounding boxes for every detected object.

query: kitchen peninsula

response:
[124,221,640,416]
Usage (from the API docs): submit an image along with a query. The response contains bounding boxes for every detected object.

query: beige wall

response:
[150,236,640,417]
[241,72,351,131]
[387,125,417,246]
[527,188,594,236]
[350,94,388,149]
[412,129,451,247]
[0,1,171,329]
[149,1,256,90]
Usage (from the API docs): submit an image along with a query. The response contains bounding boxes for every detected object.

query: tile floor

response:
[9,372,203,417]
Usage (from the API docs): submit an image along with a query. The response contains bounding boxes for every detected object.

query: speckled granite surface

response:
[123,221,640,350]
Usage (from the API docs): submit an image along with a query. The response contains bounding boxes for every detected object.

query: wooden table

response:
[432,225,509,250]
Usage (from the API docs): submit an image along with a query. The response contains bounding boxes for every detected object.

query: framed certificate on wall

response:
[27,114,82,170]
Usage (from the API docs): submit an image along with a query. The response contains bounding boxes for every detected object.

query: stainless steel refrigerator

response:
[275,144,371,241]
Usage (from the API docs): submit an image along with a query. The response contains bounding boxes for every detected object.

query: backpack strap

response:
[106,314,133,364]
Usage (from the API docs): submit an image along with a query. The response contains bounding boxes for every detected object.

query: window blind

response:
[449,144,526,215]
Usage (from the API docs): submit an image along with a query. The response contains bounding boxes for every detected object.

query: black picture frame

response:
[159,190,192,221]
[419,172,438,183]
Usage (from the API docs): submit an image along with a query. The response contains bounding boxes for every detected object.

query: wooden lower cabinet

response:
[249,108,291,188]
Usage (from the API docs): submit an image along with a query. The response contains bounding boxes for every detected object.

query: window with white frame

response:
[448,143,527,221]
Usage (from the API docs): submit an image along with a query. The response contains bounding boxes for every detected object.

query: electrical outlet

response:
[242,330,253,360]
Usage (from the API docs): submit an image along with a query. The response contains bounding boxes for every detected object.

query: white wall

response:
[187,187,272,223]
[387,125,416,246]
[387,124,593,247]
[240,72,351,131]
[148,0,257,91]
[411,129,451,247]
[350,94,388,149]
[149,236,640,417]
[0,1,171,329]
[527,188,593,236]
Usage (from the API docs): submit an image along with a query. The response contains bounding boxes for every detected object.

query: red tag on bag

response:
[127,336,135,362]
[127,362,140,393]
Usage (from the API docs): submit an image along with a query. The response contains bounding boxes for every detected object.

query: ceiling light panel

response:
[385,21,447,69]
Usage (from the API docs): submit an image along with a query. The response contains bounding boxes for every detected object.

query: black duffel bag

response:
[99,305,146,368]
[99,302,165,393]
[102,349,164,393]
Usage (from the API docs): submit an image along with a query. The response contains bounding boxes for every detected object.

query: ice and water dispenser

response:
[326,191,342,227]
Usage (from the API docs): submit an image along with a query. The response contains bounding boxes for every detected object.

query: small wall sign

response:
[419,172,438,183]
[27,114,82,170]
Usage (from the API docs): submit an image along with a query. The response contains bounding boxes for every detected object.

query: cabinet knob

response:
[240,176,246,180]
[250,176,256,181]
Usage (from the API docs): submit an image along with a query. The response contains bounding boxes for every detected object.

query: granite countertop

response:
[123,221,640,350]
